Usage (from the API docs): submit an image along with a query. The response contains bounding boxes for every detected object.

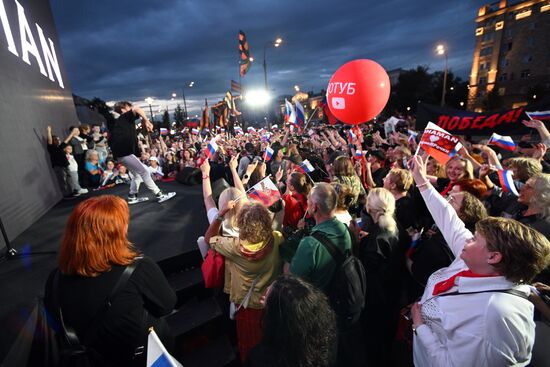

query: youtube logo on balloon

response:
[332,97,345,110]
[326,59,390,125]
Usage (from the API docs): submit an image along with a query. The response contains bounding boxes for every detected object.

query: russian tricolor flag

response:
[295,100,305,127]
[285,99,297,124]
[160,128,168,136]
[488,133,516,151]
[147,329,182,367]
[234,126,243,135]
[263,146,274,162]
[247,126,256,133]
[526,110,550,121]
[347,130,356,144]
[498,169,519,196]
[205,140,218,159]
[355,150,367,159]
[299,159,315,173]
[191,128,199,135]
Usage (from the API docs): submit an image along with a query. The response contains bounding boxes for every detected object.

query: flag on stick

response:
[295,100,305,127]
[205,140,218,159]
[147,328,182,367]
[248,176,281,207]
[526,110,550,121]
[418,122,462,165]
[263,146,274,162]
[238,30,251,77]
[497,169,519,196]
[285,99,297,124]
[160,128,168,136]
[299,159,315,173]
[488,133,516,151]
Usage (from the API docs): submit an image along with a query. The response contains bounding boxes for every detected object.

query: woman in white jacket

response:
[409,155,550,367]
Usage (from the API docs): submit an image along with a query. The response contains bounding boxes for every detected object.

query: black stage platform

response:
[0,181,208,361]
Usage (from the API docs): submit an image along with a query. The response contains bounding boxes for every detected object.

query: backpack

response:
[311,231,366,329]
[48,259,140,366]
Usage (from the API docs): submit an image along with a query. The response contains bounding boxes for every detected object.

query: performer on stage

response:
[110,101,175,203]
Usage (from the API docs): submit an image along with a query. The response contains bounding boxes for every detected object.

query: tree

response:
[161,110,170,129]
[89,97,114,124]
[482,89,503,111]
[174,104,185,127]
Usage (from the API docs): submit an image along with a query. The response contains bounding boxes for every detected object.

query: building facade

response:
[468,0,550,111]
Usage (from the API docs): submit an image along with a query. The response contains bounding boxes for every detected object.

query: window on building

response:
[527,37,535,46]
[476,27,484,36]
[498,87,506,96]
[510,72,515,80]
[480,47,493,56]
[529,22,537,30]
[520,69,531,79]
[498,73,508,82]
[499,58,509,68]
[481,32,494,42]
[479,77,487,85]
[506,42,513,51]
[516,9,532,20]
[505,28,514,38]
[495,21,504,30]
[523,55,532,63]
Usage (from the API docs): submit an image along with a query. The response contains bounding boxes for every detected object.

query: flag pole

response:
[302,106,319,132]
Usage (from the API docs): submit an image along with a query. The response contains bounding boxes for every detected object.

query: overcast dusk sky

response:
[50,0,489,114]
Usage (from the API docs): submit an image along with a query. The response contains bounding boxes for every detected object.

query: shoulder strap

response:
[52,257,142,346]
[437,288,529,300]
[311,232,345,265]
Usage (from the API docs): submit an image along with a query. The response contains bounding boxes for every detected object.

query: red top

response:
[282,193,308,228]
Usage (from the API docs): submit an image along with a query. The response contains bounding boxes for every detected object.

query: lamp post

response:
[144,97,154,122]
[436,44,448,107]
[263,37,283,92]
[181,81,194,119]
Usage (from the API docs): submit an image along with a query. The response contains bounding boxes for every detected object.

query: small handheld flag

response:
[347,130,356,144]
[299,159,315,173]
[488,133,516,151]
[160,128,168,136]
[191,128,199,135]
[147,328,182,367]
[418,122,462,165]
[248,176,281,207]
[497,169,519,196]
[526,110,550,121]
[247,126,256,133]
[263,146,274,162]
[234,126,243,135]
[205,141,218,159]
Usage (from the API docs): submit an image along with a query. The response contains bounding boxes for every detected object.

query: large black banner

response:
[0,0,77,245]
[416,102,550,136]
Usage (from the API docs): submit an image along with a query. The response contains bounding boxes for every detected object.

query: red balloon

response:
[326,59,390,125]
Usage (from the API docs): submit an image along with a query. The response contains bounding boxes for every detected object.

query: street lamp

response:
[263,37,283,91]
[171,92,176,101]
[181,81,195,119]
[436,44,448,107]
[144,97,154,121]
[294,85,300,92]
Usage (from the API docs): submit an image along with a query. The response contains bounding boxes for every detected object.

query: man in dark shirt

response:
[111,101,175,203]
[47,125,79,197]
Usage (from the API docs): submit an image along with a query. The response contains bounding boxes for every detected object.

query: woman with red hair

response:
[44,195,176,366]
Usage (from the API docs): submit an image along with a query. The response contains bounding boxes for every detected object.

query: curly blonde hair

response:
[237,202,273,244]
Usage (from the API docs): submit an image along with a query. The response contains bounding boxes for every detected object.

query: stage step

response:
[179,335,238,367]
[166,297,223,338]
[157,248,203,276]
[167,267,205,307]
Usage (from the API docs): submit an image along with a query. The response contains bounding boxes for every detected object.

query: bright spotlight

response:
[245,89,271,107]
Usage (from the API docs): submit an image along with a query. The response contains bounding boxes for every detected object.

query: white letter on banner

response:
[36,24,64,88]
[0,0,19,56]
[16,0,46,76]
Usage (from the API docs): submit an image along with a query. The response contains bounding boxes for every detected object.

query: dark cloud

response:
[50,0,485,114]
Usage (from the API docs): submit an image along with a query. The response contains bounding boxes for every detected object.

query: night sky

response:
[50,0,488,115]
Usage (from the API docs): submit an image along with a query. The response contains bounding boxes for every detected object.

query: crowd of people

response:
[44,101,550,366]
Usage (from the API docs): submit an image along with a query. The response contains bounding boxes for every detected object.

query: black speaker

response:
[176,167,202,185]
[211,178,231,204]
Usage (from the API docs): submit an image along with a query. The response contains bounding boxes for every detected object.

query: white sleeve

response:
[237,157,249,178]
[420,186,473,257]
[207,207,219,224]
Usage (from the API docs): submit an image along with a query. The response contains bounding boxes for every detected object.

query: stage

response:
[0,181,208,361]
